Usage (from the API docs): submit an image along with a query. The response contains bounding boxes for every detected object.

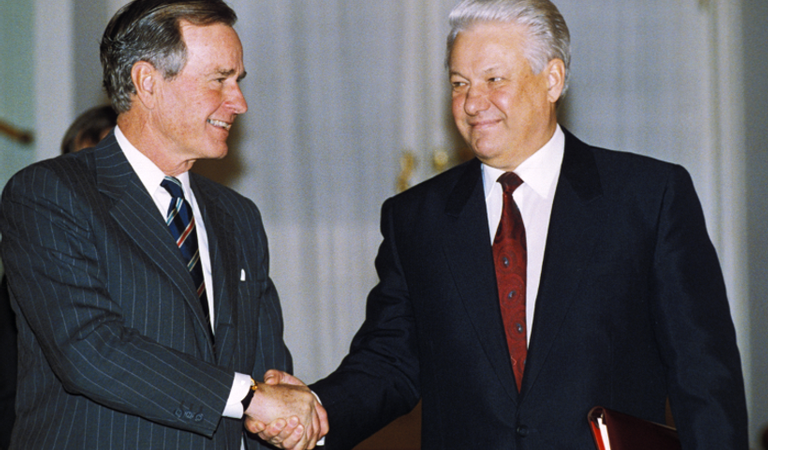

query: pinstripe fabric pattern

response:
[0,135,291,449]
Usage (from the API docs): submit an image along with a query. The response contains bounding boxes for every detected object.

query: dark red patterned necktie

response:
[493,172,527,391]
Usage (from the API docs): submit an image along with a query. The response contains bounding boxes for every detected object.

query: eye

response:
[488,76,503,83]
[451,80,467,90]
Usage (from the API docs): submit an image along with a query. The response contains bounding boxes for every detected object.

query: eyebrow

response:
[449,65,500,78]
[214,69,247,81]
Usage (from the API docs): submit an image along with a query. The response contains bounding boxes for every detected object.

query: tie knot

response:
[498,172,523,195]
[161,176,185,199]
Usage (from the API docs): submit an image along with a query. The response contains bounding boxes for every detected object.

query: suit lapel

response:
[520,131,607,398]
[192,175,239,363]
[442,160,520,403]
[95,137,215,351]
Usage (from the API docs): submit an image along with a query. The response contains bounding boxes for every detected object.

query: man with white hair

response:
[258,0,748,448]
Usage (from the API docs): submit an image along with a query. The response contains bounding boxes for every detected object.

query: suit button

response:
[185,411,194,420]
[195,413,204,422]
[174,409,183,418]
[516,425,529,437]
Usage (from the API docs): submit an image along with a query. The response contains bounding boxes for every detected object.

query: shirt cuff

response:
[224,374,326,447]
[223,372,254,418]
[313,391,325,446]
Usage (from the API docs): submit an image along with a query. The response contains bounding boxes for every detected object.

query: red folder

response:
[587,406,681,450]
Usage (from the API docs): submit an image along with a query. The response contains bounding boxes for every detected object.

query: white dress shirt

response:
[482,125,565,346]
[114,127,251,419]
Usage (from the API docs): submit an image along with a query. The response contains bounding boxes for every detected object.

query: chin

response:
[206,144,229,160]
[475,151,518,171]
[471,143,503,163]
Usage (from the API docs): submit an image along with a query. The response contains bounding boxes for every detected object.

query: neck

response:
[117,113,194,176]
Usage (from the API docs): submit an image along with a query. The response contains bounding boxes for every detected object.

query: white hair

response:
[446,0,571,98]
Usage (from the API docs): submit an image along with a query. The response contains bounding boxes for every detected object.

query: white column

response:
[34,0,73,161]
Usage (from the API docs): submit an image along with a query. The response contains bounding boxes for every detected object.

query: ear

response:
[130,61,159,110]
[544,58,566,103]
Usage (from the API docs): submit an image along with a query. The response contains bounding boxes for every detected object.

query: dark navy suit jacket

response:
[312,130,748,449]
[0,134,290,449]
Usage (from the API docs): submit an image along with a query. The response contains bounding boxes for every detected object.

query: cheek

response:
[519,82,548,114]
[451,98,469,129]
[451,95,463,118]
[174,81,214,110]
[489,91,514,116]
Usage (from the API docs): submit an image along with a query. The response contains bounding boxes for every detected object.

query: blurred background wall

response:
[0,0,767,447]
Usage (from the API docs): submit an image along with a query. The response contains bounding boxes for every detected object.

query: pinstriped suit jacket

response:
[0,135,290,449]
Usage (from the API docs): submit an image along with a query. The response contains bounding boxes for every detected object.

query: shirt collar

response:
[114,126,193,198]
[482,124,565,199]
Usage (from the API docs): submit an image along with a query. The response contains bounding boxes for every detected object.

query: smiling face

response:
[142,21,248,174]
[449,21,563,171]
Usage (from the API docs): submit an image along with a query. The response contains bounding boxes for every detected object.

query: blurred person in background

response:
[60,104,118,154]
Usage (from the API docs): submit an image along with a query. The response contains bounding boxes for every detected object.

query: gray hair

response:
[100,0,238,113]
[446,0,571,97]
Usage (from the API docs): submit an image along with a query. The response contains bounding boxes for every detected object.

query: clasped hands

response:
[244,370,329,449]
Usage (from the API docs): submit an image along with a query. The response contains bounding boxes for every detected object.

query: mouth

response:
[207,118,232,131]
[468,117,500,129]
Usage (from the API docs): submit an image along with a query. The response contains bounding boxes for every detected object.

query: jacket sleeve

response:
[0,164,233,437]
[310,197,421,450]
[648,164,749,448]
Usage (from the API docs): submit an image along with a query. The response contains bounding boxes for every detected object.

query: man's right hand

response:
[243,370,328,449]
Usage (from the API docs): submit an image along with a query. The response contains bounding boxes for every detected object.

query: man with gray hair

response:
[0,1,326,448]
[258,0,748,448]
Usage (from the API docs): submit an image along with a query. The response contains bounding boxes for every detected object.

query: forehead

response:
[449,21,528,71]
[180,22,244,72]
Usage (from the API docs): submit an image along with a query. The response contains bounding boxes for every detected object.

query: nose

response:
[228,82,248,115]
[463,85,489,116]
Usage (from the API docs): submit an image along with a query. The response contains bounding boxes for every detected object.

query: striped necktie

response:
[161,176,214,343]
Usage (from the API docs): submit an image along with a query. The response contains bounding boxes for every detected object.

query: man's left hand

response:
[244,370,328,449]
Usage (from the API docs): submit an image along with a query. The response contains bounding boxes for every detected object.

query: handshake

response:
[244,370,329,450]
